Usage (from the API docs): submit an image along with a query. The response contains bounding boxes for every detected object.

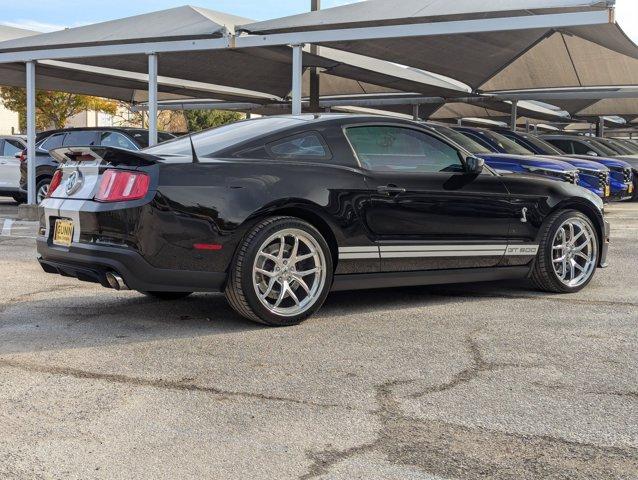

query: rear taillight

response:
[18,150,27,162]
[47,170,63,198]
[95,169,150,202]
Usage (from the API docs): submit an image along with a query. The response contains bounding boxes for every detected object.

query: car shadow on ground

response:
[0,278,539,355]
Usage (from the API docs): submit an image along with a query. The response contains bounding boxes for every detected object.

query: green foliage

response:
[184,110,244,132]
[0,87,117,130]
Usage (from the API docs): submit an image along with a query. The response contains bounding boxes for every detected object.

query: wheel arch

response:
[548,199,605,261]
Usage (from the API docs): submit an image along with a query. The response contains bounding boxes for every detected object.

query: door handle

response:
[377,185,406,195]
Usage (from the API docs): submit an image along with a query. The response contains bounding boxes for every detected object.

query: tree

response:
[0,87,117,131]
[184,110,245,132]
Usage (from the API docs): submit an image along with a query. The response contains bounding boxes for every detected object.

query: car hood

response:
[564,155,632,169]
[476,153,576,171]
[542,156,608,171]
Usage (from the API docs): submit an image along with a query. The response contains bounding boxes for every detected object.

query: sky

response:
[0,0,636,42]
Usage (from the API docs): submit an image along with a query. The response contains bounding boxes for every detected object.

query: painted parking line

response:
[1,219,14,236]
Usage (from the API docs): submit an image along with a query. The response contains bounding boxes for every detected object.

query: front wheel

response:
[36,178,51,204]
[531,209,599,293]
[225,217,333,326]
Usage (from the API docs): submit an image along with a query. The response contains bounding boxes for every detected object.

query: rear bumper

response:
[37,239,226,293]
[599,220,610,268]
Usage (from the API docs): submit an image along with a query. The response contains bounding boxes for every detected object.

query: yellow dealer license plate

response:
[53,219,74,247]
[605,185,610,197]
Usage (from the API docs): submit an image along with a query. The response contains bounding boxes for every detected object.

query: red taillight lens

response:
[19,150,27,162]
[95,169,150,202]
[47,170,63,198]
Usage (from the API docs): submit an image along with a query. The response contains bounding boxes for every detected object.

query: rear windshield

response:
[126,131,175,148]
[145,117,305,157]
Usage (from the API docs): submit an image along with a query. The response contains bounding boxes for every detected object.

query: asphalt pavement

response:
[0,196,636,479]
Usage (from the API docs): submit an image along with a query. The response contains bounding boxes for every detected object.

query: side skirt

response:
[330,266,531,292]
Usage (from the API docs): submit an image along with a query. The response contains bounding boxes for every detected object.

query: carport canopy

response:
[240,0,638,93]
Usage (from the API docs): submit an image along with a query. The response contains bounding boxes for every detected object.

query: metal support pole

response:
[412,104,419,121]
[309,0,321,112]
[291,45,303,116]
[457,119,462,126]
[596,116,604,138]
[533,124,538,134]
[26,61,36,206]
[510,100,518,132]
[525,119,530,133]
[148,53,158,146]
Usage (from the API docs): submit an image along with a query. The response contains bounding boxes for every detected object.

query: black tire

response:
[12,194,26,204]
[225,216,333,326]
[142,291,193,300]
[531,209,598,294]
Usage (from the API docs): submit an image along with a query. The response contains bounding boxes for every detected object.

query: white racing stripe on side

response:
[338,244,540,261]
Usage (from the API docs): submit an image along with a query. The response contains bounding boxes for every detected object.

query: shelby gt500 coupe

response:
[37,114,609,326]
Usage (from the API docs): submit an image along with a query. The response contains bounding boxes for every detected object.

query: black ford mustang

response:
[37,114,609,326]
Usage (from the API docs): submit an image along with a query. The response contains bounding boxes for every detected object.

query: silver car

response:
[0,135,27,203]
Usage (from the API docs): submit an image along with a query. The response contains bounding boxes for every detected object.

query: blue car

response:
[423,123,580,186]
[498,131,634,201]
[454,126,611,200]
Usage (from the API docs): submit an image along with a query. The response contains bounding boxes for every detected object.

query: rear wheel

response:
[142,291,193,300]
[36,178,51,204]
[225,217,333,326]
[531,209,598,293]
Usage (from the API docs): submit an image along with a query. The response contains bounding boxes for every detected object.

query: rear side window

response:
[64,131,98,146]
[40,133,66,151]
[267,132,330,160]
[100,131,138,150]
[346,125,462,173]
[3,140,23,156]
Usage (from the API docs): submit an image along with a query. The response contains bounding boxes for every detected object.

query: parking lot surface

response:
[0,197,636,479]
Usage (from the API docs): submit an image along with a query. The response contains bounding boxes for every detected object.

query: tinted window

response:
[544,139,573,154]
[483,131,533,155]
[40,133,66,151]
[428,125,491,154]
[63,131,98,146]
[346,126,462,173]
[3,139,23,156]
[572,141,595,155]
[520,135,564,155]
[586,139,618,156]
[268,133,329,159]
[145,117,305,157]
[100,131,138,150]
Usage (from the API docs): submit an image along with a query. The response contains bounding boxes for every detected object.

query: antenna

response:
[189,132,200,164]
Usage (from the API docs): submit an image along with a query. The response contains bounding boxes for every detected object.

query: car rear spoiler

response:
[49,146,160,167]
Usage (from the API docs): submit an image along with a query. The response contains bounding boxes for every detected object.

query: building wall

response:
[0,103,20,135]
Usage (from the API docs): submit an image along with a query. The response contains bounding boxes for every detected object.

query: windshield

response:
[599,138,636,155]
[484,131,534,155]
[427,125,492,154]
[520,134,565,155]
[584,138,618,156]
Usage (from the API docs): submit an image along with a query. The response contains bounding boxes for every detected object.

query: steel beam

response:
[26,61,36,205]
[291,45,303,116]
[148,53,158,146]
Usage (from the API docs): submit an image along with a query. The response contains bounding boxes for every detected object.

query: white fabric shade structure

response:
[241,0,638,93]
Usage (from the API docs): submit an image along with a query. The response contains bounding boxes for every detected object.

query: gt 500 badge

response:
[506,245,539,256]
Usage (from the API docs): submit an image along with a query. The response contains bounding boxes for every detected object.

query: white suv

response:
[0,135,27,203]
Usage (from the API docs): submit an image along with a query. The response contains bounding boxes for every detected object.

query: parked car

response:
[495,129,633,201]
[19,127,175,203]
[453,126,610,199]
[37,114,608,326]
[612,138,638,154]
[423,123,580,187]
[0,135,27,203]
[542,135,637,200]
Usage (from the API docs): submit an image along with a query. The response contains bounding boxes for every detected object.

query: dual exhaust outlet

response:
[105,271,129,291]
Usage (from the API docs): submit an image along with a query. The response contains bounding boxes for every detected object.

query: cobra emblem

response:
[65,169,84,195]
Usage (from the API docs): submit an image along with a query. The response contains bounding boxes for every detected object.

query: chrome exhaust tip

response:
[105,271,129,291]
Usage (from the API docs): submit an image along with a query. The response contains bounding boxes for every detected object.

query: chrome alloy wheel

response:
[252,228,327,317]
[551,218,597,288]
[36,183,50,204]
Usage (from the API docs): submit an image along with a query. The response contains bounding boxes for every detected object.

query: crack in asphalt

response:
[532,381,638,400]
[0,358,344,410]
[300,338,638,480]
[0,284,84,315]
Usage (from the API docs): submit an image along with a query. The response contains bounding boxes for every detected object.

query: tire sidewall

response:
[538,210,598,293]
[238,218,333,326]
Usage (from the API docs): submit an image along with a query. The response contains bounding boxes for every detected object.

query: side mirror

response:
[587,151,598,156]
[465,156,485,174]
